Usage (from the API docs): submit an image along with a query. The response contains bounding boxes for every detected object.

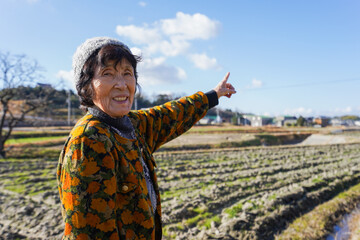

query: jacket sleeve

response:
[57,127,119,240]
[130,91,210,153]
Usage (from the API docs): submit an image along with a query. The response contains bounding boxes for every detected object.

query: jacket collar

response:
[88,107,135,139]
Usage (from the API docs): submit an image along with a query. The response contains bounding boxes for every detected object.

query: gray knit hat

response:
[72,37,131,85]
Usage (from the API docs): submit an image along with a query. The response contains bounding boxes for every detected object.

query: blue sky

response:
[1,0,359,117]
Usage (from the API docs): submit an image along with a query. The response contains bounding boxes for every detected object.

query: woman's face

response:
[91,58,136,118]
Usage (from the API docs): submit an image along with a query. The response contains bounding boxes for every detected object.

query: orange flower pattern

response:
[57,92,209,240]
[86,181,100,194]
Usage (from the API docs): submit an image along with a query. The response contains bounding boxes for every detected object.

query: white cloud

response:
[334,106,353,113]
[283,107,313,116]
[56,70,75,90]
[130,47,142,56]
[247,78,263,89]
[116,12,220,58]
[116,25,161,45]
[146,39,190,57]
[56,70,73,82]
[161,12,220,40]
[137,57,186,86]
[188,53,221,70]
[345,106,352,113]
[138,1,147,7]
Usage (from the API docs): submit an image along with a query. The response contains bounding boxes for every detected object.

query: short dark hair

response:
[76,44,141,110]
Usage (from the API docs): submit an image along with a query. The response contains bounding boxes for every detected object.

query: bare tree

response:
[0,51,54,158]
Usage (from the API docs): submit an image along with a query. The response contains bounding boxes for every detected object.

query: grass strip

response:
[5,135,68,145]
[275,182,360,240]
[8,130,70,139]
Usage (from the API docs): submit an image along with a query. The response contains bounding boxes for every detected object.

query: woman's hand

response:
[213,72,236,99]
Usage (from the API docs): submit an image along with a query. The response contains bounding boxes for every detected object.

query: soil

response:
[163,133,257,147]
[163,130,360,149]
[299,134,359,145]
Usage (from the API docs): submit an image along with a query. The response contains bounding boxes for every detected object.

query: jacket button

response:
[122,185,128,192]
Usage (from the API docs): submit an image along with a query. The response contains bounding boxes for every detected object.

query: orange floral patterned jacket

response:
[57,92,210,240]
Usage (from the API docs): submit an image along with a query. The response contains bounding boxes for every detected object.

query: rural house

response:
[243,114,274,127]
[313,116,331,127]
[275,116,297,127]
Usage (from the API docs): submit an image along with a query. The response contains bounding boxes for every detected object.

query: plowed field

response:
[156,143,360,239]
[0,128,359,239]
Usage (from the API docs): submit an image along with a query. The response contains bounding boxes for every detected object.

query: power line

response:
[245,78,360,91]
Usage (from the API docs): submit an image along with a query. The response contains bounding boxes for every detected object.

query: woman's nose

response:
[114,75,126,89]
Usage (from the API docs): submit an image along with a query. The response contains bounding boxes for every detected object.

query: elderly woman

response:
[57,37,236,240]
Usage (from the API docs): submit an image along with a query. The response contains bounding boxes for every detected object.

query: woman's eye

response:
[125,70,134,76]
[103,71,112,76]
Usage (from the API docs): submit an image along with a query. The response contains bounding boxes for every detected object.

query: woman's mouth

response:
[113,96,128,102]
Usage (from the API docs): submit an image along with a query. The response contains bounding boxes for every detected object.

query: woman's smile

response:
[113,96,128,102]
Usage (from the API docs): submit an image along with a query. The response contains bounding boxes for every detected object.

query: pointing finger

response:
[221,72,230,84]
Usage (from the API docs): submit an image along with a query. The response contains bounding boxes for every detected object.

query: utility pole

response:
[216,108,221,124]
[134,95,138,110]
[67,90,71,126]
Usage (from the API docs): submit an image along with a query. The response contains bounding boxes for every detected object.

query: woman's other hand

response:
[213,72,236,99]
